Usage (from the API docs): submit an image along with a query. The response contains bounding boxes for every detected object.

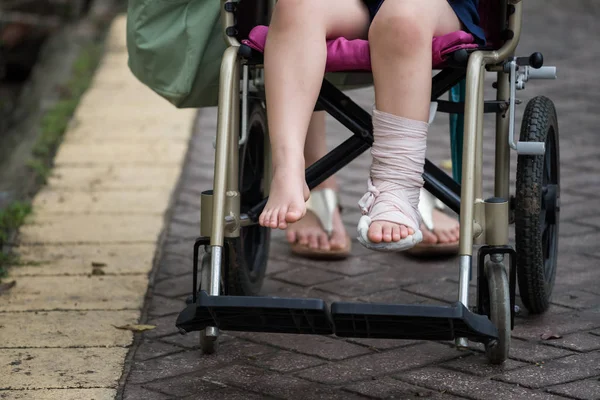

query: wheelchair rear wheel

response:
[226,101,270,296]
[515,96,560,314]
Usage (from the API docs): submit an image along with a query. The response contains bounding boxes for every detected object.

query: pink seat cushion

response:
[242,25,479,72]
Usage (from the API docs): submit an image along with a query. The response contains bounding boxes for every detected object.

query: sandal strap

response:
[418,188,447,231]
[305,188,340,237]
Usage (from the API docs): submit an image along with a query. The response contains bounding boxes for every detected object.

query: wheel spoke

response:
[236,105,270,294]
[539,209,546,229]
[544,151,553,183]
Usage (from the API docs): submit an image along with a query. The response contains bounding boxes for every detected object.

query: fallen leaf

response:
[114,324,156,332]
[541,332,562,340]
[91,262,107,267]
[0,281,16,295]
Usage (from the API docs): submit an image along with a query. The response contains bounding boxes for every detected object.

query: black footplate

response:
[331,301,497,343]
[176,291,333,335]
[177,292,498,343]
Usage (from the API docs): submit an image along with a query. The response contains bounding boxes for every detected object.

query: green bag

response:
[126,0,226,108]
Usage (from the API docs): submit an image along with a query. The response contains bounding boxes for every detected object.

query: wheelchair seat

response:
[242,25,480,72]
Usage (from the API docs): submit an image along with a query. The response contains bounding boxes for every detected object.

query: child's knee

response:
[368,4,433,54]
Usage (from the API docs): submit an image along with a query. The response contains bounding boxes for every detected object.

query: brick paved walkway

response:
[120,2,600,399]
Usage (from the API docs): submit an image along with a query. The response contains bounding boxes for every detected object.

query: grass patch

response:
[0,202,32,279]
[29,43,104,183]
[0,41,105,280]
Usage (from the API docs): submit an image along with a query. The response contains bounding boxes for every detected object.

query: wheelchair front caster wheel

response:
[516,96,560,314]
[485,260,511,364]
[199,329,218,354]
[198,251,219,354]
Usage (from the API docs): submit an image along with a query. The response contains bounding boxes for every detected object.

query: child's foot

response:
[367,220,415,243]
[259,167,310,230]
[357,178,423,252]
[356,108,427,252]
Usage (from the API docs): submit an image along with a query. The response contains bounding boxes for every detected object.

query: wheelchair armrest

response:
[445,46,503,69]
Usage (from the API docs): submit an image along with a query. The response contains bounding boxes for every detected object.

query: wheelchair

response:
[176,0,560,364]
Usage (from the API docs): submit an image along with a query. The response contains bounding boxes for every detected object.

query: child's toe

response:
[382,224,393,242]
[392,225,401,242]
[399,225,409,238]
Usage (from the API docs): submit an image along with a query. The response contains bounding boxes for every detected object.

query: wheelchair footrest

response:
[331,301,498,343]
[176,291,333,335]
[176,292,498,343]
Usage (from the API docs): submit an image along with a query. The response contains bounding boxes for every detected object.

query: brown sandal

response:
[289,189,351,260]
[405,188,459,258]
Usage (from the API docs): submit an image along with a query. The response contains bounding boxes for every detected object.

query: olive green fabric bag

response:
[127,0,373,109]
[126,0,226,108]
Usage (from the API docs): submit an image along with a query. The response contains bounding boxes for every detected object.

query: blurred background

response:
[0,0,124,274]
[0,0,126,208]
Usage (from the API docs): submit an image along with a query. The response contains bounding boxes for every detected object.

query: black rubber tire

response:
[515,96,560,314]
[485,261,511,364]
[225,102,270,296]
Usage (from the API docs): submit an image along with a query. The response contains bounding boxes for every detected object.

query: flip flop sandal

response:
[405,188,459,257]
[357,178,423,252]
[290,188,352,260]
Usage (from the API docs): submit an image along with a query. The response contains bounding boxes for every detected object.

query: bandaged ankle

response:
[358,109,428,230]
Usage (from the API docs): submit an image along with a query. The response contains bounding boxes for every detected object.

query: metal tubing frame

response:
[494,72,512,200]
[204,15,241,335]
[458,0,522,256]
[208,2,243,300]
[473,64,486,245]
[211,46,239,248]
[454,2,521,348]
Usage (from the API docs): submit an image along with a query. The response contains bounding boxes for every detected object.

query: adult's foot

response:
[420,208,460,245]
[405,208,460,257]
[286,189,350,258]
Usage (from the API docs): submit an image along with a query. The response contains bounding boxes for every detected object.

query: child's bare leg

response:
[287,112,348,251]
[259,0,369,230]
[364,0,461,244]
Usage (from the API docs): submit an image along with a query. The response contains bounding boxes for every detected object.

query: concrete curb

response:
[0,15,196,399]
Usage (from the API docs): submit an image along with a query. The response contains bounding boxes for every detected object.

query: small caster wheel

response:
[485,260,511,364]
[198,252,219,354]
[199,329,219,355]
[515,96,560,314]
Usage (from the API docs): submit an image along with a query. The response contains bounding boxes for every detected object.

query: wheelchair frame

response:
[176,0,560,364]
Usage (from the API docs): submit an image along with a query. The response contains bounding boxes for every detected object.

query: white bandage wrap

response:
[357,108,428,251]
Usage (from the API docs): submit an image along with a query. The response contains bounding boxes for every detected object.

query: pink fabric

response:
[242,25,479,72]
